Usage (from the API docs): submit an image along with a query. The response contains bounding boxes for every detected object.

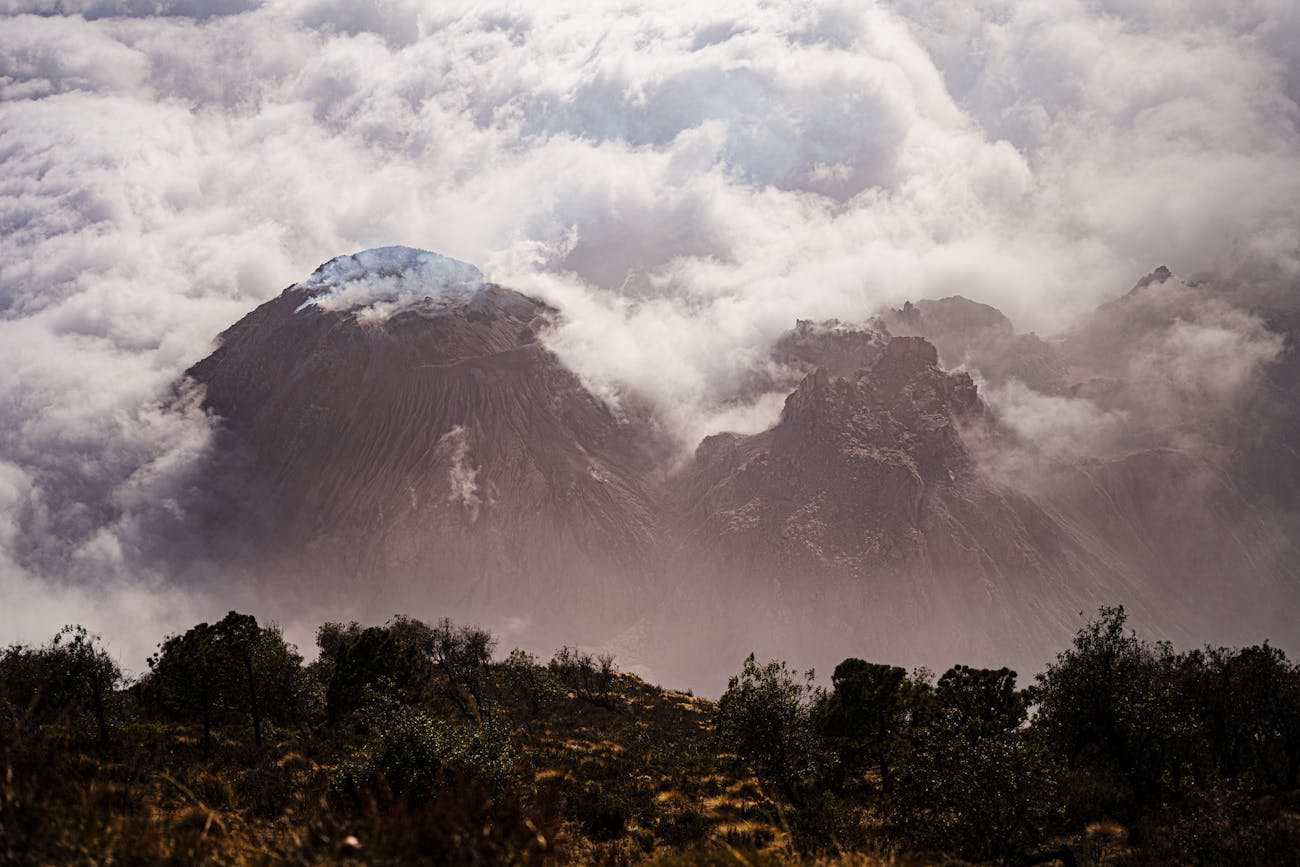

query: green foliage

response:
[0,625,122,745]
[863,664,1060,862]
[933,664,1026,734]
[498,648,560,717]
[1128,779,1300,867]
[1034,606,1300,822]
[886,710,1062,862]
[147,611,309,750]
[147,620,220,749]
[334,705,520,800]
[1191,642,1300,790]
[320,622,432,721]
[715,653,824,805]
[819,658,928,793]
[319,616,500,723]
[427,616,497,720]
[8,605,1300,866]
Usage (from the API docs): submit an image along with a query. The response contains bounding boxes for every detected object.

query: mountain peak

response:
[880,334,939,368]
[294,246,485,318]
[1127,264,1175,295]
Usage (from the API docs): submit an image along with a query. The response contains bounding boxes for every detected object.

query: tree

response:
[887,713,1062,862]
[1194,643,1300,789]
[1033,607,1203,806]
[0,627,122,746]
[321,622,433,721]
[714,653,823,805]
[213,612,264,746]
[934,664,1026,735]
[498,649,559,718]
[148,621,219,752]
[820,658,913,792]
[887,666,1063,862]
[149,612,308,749]
[51,626,121,747]
[550,646,619,711]
[427,617,497,721]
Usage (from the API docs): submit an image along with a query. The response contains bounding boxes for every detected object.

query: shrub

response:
[565,781,630,842]
[499,649,560,718]
[886,715,1063,863]
[334,706,520,801]
[1128,780,1300,867]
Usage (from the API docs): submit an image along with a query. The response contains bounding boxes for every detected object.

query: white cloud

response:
[1,0,1297,662]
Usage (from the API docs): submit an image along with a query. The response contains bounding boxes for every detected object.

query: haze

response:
[2,0,1298,688]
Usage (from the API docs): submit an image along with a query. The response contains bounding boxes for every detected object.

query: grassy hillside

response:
[3,610,1299,865]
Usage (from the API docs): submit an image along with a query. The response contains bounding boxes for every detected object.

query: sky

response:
[2,0,1299,669]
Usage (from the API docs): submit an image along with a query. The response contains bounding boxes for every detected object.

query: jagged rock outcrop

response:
[882,296,1069,394]
[181,249,1300,690]
[771,318,890,378]
[646,335,1151,685]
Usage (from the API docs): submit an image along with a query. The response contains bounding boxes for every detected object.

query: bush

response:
[498,649,560,718]
[334,706,520,801]
[320,624,433,722]
[1127,780,1300,867]
[886,716,1062,863]
[565,781,630,842]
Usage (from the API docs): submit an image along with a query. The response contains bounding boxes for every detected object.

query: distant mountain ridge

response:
[182,251,1300,690]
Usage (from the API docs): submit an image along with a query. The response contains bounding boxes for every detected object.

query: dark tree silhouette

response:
[498,649,558,718]
[149,621,219,752]
[550,646,619,711]
[214,612,264,746]
[322,623,432,720]
[428,617,497,721]
[821,658,912,792]
[714,653,823,805]
[149,612,307,749]
[0,626,122,746]
[934,664,1026,734]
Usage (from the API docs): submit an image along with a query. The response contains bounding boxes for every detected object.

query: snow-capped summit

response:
[295,246,485,318]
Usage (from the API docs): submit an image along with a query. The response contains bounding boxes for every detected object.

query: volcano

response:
[187,248,666,647]
[183,249,1300,689]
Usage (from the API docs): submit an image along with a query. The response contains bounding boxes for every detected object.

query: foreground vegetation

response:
[2,608,1299,865]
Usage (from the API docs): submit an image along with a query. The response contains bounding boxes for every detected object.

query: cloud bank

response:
[1,0,1298,666]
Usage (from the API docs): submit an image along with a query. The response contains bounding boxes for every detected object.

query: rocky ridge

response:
[183,251,1300,689]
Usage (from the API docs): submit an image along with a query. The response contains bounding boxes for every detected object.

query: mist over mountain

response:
[164,249,1300,691]
[3,0,1300,684]
[184,248,667,644]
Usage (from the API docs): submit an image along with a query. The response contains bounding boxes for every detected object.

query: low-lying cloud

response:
[1,0,1298,666]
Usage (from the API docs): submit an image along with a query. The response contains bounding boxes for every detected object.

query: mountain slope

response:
[187,249,665,643]
[178,249,1300,690]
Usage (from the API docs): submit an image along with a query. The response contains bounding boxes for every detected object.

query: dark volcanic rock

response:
[771,318,890,378]
[187,249,664,643]
[882,296,1070,393]
[647,336,1146,686]
[180,252,1300,691]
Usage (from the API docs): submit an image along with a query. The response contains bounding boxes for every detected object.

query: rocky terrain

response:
[183,250,1300,690]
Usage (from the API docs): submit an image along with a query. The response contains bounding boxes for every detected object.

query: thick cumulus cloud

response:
[2,0,1299,664]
